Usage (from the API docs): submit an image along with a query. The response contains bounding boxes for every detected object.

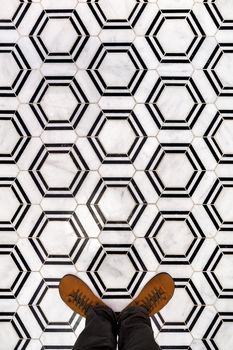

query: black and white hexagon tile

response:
[1,0,233,349]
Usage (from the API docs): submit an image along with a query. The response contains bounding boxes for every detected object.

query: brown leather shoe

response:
[121,272,175,317]
[59,274,106,317]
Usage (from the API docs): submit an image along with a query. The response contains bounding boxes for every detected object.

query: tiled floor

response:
[1,0,233,349]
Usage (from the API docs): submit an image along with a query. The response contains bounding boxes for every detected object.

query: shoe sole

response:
[59,274,105,317]
[122,272,175,317]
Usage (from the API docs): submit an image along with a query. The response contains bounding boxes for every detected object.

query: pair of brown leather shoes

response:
[59,272,175,318]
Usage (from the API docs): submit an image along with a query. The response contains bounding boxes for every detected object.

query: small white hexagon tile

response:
[1,0,233,349]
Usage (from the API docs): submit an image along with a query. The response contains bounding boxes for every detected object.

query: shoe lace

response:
[68,289,91,313]
[142,287,167,312]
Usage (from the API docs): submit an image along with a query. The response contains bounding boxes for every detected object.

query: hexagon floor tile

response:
[1,0,233,349]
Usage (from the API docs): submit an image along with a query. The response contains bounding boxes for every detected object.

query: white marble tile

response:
[0,0,233,347]
[158,0,193,9]
[0,321,21,350]
[42,0,78,9]
[99,28,135,43]
[99,163,135,178]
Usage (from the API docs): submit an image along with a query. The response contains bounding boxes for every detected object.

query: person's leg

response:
[59,275,118,350]
[73,304,118,350]
[118,306,160,350]
[117,273,175,350]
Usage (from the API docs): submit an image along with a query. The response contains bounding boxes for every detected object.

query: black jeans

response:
[73,305,160,350]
